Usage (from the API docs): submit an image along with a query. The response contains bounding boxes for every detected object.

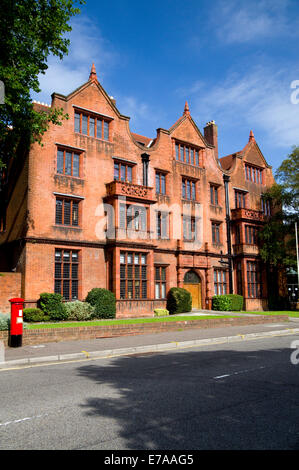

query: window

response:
[54,249,79,300]
[212,222,221,244]
[155,266,167,299]
[55,198,79,226]
[245,225,259,244]
[74,110,110,140]
[57,148,80,177]
[175,142,200,166]
[245,164,263,184]
[156,211,169,239]
[120,252,147,299]
[119,204,147,231]
[182,178,196,200]
[183,216,197,241]
[155,171,166,195]
[210,185,219,205]
[247,261,262,298]
[114,162,133,183]
[236,262,243,295]
[214,269,227,295]
[261,197,271,216]
[235,190,246,209]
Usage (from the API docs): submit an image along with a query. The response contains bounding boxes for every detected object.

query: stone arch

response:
[183,270,202,309]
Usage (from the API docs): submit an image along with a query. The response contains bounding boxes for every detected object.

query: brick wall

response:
[0,315,288,347]
[0,273,22,314]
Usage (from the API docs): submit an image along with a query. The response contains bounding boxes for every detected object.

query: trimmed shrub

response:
[38,293,68,321]
[85,288,116,319]
[154,308,169,317]
[23,308,49,322]
[212,294,243,312]
[0,313,10,331]
[64,301,95,321]
[166,287,192,315]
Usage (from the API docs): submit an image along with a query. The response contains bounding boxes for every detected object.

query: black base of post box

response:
[9,335,22,348]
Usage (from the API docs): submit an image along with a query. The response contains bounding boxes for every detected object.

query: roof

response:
[131,132,152,147]
[219,152,240,170]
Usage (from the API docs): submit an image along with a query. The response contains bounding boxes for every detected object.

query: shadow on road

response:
[77,343,299,450]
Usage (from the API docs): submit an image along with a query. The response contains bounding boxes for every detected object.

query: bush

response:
[0,313,10,331]
[212,294,243,311]
[154,308,169,317]
[166,287,192,315]
[85,288,116,319]
[38,293,68,321]
[23,308,49,322]
[64,301,95,321]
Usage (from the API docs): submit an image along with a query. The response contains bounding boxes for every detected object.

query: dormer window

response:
[245,163,263,184]
[74,109,110,140]
[175,141,200,166]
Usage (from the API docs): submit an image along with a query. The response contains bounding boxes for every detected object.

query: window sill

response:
[55,173,84,181]
[53,225,82,230]
[75,132,111,143]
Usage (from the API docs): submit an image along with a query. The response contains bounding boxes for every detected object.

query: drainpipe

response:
[223,174,233,294]
[141,153,149,187]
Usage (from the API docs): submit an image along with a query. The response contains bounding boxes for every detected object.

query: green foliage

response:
[0,313,10,330]
[0,0,85,169]
[154,308,169,317]
[166,287,192,315]
[38,292,68,321]
[23,307,49,322]
[259,146,299,269]
[85,288,116,319]
[64,301,95,321]
[212,294,244,311]
[275,146,299,208]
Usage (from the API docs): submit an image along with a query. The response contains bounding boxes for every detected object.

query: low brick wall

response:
[0,315,289,347]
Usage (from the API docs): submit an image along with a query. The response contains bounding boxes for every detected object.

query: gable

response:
[170,116,206,148]
[243,142,269,168]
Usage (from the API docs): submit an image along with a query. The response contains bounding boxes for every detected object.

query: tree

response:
[0,0,85,170]
[259,146,299,307]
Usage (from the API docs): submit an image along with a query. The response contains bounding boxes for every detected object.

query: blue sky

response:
[32,0,299,173]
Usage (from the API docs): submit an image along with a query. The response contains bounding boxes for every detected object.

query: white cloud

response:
[212,0,298,44]
[187,66,299,150]
[32,15,118,102]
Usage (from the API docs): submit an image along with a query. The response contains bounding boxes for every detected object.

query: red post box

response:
[9,298,24,347]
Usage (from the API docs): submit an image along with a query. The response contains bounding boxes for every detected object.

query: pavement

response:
[1,312,299,369]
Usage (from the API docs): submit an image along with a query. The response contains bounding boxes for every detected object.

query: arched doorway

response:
[183,270,202,309]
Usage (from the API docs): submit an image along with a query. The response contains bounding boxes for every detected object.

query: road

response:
[0,333,298,450]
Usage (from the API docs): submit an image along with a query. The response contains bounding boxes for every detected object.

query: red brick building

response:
[0,65,276,316]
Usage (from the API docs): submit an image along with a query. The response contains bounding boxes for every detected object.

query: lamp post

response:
[223,174,233,294]
[296,221,299,300]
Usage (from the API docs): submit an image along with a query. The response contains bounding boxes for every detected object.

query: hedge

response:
[85,288,116,319]
[38,293,68,321]
[166,287,192,315]
[154,308,169,317]
[64,301,95,321]
[212,294,243,311]
[23,308,50,322]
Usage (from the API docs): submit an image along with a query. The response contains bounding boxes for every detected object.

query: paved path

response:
[1,315,298,369]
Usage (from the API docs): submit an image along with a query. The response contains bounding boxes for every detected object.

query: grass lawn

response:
[25,310,298,330]
[26,314,240,329]
[242,311,299,318]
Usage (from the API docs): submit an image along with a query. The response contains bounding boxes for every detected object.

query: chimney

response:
[204,120,218,158]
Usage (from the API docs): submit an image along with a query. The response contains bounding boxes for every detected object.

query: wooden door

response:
[183,283,201,309]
